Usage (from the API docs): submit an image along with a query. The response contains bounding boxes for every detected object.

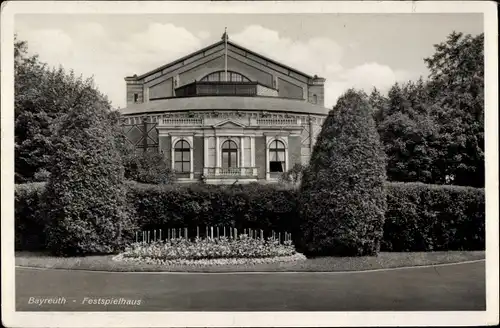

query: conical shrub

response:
[299,89,387,256]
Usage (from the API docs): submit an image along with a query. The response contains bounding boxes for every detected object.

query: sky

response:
[15,13,483,109]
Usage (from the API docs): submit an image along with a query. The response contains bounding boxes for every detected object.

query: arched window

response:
[269,140,286,173]
[200,71,251,83]
[221,140,238,168]
[174,140,190,173]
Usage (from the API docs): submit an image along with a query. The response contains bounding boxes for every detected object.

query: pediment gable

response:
[212,119,246,129]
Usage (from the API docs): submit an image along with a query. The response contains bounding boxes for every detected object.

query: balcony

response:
[203,167,258,178]
[172,81,278,98]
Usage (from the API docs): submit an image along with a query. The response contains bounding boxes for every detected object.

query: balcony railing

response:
[204,167,258,177]
[162,118,203,125]
[256,118,300,125]
[174,81,277,98]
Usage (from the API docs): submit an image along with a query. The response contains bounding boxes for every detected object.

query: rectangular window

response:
[134,93,139,103]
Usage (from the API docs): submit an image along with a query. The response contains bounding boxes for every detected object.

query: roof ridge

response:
[129,39,225,80]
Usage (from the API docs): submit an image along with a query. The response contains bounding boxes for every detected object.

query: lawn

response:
[15,250,485,273]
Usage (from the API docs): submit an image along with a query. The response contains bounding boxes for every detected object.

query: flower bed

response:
[113,235,306,266]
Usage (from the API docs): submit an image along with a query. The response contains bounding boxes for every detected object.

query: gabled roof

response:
[126,39,317,82]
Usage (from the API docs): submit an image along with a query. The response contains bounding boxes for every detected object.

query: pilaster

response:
[240,137,245,168]
[215,136,220,175]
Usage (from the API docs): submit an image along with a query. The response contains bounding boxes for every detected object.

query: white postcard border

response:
[1,1,498,327]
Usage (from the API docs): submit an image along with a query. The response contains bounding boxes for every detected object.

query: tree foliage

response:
[371,81,440,184]
[43,85,135,255]
[372,32,484,187]
[14,36,115,183]
[425,32,484,187]
[299,89,387,256]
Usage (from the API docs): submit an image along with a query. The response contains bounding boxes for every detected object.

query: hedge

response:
[127,182,299,237]
[381,182,485,251]
[14,181,484,253]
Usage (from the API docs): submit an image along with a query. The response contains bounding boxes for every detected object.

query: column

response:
[250,136,256,176]
[250,136,255,167]
[170,138,175,172]
[240,136,245,175]
[285,139,289,172]
[203,137,209,175]
[190,145,194,180]
[215,136,220,175]
[265,137,270,180]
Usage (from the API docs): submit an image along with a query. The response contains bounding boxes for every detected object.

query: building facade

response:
[121,33,328,184]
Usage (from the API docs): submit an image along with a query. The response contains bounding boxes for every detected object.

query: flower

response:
[115,235,299,264]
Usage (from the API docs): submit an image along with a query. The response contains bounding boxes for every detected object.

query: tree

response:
[299,89,387,256]
[15,36,50,182]
[424,32,484,187]
[375,81,440,184]
[369,87,389,124]
[43,83,135,255]
[14,36,112,183]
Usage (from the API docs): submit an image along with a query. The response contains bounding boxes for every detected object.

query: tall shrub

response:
[43,85,135,255]
[299,89,387,256]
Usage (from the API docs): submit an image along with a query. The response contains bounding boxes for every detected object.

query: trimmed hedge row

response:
[127,182,300,234]
[382,182,485,251]
[14,181,484,253]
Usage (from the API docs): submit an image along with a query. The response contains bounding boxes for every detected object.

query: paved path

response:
[16,261,485,311]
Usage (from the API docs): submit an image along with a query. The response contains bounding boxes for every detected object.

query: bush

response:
[382,182,485,251]
[43,87,136,256]
[124,151,176,184]
[299,89,387,256]
[15,182,46,250]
